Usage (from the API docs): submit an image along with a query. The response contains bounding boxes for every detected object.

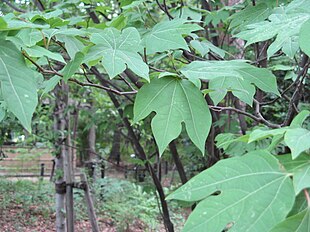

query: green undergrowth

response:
[0,177,185,231]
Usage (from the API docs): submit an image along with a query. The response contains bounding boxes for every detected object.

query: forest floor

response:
[0,204,147,232]
[0,167,185,232]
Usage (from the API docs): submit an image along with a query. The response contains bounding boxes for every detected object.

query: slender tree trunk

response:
[54,82,74,232]
[109,127,121,165]
[54,84,66,232]
[86,124,97,179]
[91,67,174,232]
[169,141,188,184]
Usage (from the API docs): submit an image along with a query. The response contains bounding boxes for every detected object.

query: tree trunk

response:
[169,141,188,184]
[53,84,66,232]
[86,124,97,179]
[108,127,121,165]
[54,82,74,232]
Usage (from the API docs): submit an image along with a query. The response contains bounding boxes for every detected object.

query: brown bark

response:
[108,127,121,165]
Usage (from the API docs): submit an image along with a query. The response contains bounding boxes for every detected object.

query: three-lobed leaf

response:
[134,76,211,155]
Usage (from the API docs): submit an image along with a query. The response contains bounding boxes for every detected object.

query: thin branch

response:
[32,0,45,11]
[282,55,310,126]
[210,105,280,129]
[68,78,137,96]
[22,51,63,76]
[1,0,26,13]
[119,74,137,92]
[23,51,136,97]
[253,99,281,128]
[155,0,174,20]
[304,189,310,207]
[149,66,166,72]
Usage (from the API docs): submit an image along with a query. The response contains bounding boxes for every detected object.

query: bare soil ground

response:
[0,203,149,232]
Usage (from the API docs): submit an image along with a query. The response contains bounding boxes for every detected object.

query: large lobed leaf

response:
[143,19,202,54]
[0,40,39,132]
[181,60,279,105]
[85,27,149,80]
[167,153,295,232]
[236,0,310,58]
[134,76,211,155]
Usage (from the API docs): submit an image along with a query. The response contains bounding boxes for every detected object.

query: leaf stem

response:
[304,189,310,207]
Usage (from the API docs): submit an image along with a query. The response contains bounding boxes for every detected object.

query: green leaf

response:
[167,153,295,232]
[249,128,287,143]
[134,77,211,155]
[277,153,310,194]
[0,14,49,31]
[171,6,202,21]
[181,61,279,105]
[24,46,66,63]
[190,40,225,58]
[299,19,310,57]
[270,208,310,232]
[62,52,84,82]
[288,190,309,216]
[85,27,149,81]
[107,14,127,30]
[285,128,310,159]
[290,110,310,127]
[0,40,39,132]
[56,35,85,59]
[144,19,202,54]
[215,133,258,157]
[0,17,8,29]
[229,3,272,32]
[209,75,255,105]
[16,29,42,47]
[0,106,5,122]
[236,1,310,58]
[41,76,61,96]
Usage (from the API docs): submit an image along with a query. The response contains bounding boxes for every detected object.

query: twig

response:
[1,0,26,13]
[210,105,280,129]
[68,78,137,96]
[304,189,310,207]
[254,99,281,128]
[149,66,166,72]
[23,51,137,97]
[32,0,45,11]
[22,51,63,76]
[155,0,174,20]
[119,74,137,92]
[282,55,309,126]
